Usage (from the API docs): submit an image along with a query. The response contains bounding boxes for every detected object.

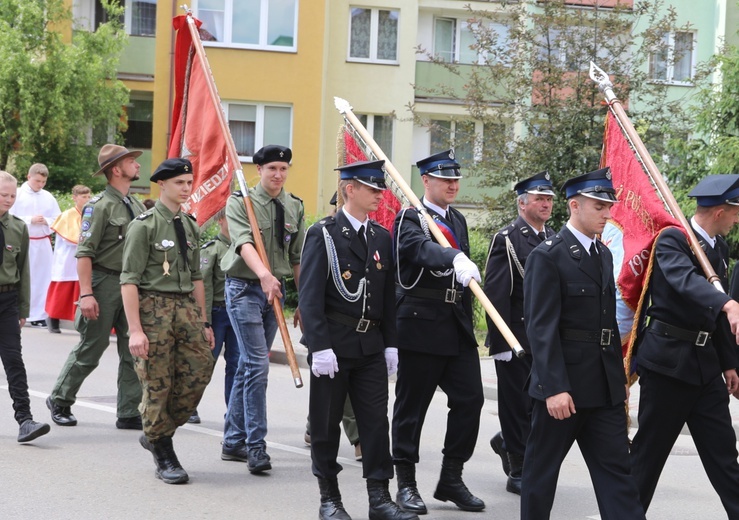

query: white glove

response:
[311,349,339,378]
[384,347,399,376]
[493,351,513,362]
[453,253,481,287]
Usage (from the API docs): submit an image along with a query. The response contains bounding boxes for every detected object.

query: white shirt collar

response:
[566,222,597,254]
[423,197,448,219]
[691,216,715,248]
[341,208,368,233]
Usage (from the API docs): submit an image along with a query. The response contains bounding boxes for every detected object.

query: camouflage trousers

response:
[134,291,214,442]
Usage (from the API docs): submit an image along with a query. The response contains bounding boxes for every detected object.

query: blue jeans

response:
[211,304,240,407]
[223,278,279,449]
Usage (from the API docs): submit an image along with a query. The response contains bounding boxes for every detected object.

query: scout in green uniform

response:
[121,158,215,485]
[47,144,145,429]
[0,171,51,443]
[220,145,305,473]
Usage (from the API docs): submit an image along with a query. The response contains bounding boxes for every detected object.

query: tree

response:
[412,0,703,232]
[0,0,129,191]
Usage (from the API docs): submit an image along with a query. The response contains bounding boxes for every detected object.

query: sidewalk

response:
[268,322,739,437]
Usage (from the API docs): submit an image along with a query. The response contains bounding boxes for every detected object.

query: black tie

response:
[538,231,546,241]
[273,199,285,250]
[122,196,135,220]
[0,224,4,265]
[173,216,189,270]
[589,242,601,275]
[357,225,367,252]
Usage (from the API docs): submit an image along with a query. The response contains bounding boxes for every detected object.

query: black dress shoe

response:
[46,396,77,426]
[18,420,51,443]
[490,432,510,476]
[116,415,143,430]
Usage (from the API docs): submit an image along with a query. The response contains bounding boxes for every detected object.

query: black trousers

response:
[309,351,393,481]
[392,346,484,464]
[631,368,739,518]
[0,291,32,424]
[495,353,532,456]
[521,399,645,520]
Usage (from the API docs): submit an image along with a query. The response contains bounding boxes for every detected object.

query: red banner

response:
[341,128,401,231]
[601,111,681,312]
[169,15,232,226]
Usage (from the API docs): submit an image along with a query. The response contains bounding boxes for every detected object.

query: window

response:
[348,8,399,63]
[433,18,509,65]
[649,32,695,84]
[122,96,153,149]
[224,102,292,160]
[429,119,479,168]
[93,0,156,36]
[357,115,394,160]
[196,0,297,50]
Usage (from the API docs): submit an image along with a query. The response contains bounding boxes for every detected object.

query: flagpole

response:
[181,7,303,388]
[334,97,526,358]
[589,62,724,292]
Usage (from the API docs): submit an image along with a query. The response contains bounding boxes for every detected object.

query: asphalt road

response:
[0,325,733,519]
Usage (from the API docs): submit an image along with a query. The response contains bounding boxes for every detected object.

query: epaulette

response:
[541,234,561,250]
[185,212,197,222]
[201,240,216,249]
[499,223,516,236]
[314,215,335,227]
[135,210,153,221]
[289,193,303,203]
[89,194,103,204]
[231,190,242,197]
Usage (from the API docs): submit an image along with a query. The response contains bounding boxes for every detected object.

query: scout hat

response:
[562,167,617,202]
[93,144,143,176]
[514,170,555,196]
[416,149,462,179]
[150,158,193,182]
[253,145,292,166]
[688,174,739,207]
[335,160,387,190]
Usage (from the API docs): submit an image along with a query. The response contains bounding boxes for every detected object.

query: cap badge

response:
[606,170,612,180]
[279,151,284,158]
[545,172,550,181]
[448,149,455,160]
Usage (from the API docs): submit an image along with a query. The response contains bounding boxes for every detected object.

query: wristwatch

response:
[203,322,212,329]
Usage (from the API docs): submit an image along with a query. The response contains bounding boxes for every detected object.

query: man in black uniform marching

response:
[521,168,645,520]
[300,160,417,520]
[484,171,555,495]
[630,174,739,517]
[392,150,485,515]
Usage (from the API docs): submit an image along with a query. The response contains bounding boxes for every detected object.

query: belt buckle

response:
[600,329,612,346]
[695,331,709,347]
[356,319,371,333]
[445,288,458,304]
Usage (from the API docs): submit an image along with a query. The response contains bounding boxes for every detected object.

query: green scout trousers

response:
[51,270,142,418]
[135,291,214,441]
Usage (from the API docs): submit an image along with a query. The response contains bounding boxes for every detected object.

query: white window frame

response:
[193,0,299,53]
[347,7,400,64]
[429,118,484,164]
[222,101,293,162]
[359,114,394,160]
[433,18,509,66]
[649,31,696,86]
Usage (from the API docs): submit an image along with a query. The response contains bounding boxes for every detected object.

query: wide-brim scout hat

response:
[562,167,617,202]
[514,170,555,196]
[416,149,462,179]
[335,160,387,190]
[93,144,143,177]
[688,174,739,207]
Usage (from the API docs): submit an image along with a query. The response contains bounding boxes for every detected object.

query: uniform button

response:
[365,268,369,273]
[413,312,417,316]
[367,305,371,310]
[602,347,607,351]
[581,289,585,293]
[367,293,371,298]
[366,280,371,285]
[603,310,606,314]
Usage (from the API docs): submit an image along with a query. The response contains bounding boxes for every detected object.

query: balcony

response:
[414,61,508,104]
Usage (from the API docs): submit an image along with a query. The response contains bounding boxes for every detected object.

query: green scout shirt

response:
[0,211,30,318]
[200,233,230,320]
[76,184,146,272]
[120,200,202,293]
[221,184,305,280]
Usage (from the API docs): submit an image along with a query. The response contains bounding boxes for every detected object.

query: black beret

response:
[150,158,193,182]
[253,145,292,166]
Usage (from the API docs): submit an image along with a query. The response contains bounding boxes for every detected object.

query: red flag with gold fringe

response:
[169,15,232,226]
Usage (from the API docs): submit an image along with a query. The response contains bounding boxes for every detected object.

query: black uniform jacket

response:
[484,216,554,355]
[299,210,396,358]
[523,226,626,408]
[636,225,737,385]
[393,204,477,356]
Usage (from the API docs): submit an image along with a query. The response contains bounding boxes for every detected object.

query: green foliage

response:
[412,0,700,232]
[0,0,129,192]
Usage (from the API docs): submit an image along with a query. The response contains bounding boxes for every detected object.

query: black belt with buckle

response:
[93,265,122,276]
[396,285,463,304]
[648,319,711,347]
[560,328,613,346]
[326,310,380,333]
[0,284,16,293]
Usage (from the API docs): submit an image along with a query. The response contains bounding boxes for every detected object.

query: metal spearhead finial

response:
[589,62,614,94]
[334,97,353,114]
